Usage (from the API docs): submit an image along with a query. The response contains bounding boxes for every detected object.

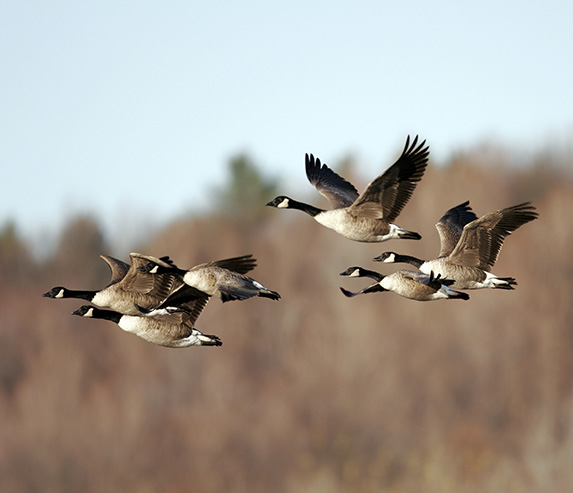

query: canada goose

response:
[266,135,429,242]
[138,254,281,303]
[71,298,221,348]
[374,201,539,289]
[43,253,204,315]
[339,266,469,301]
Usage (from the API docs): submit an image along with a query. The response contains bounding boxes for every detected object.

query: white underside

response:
[118,315,212,347]
[419,261,505,290]
[380,272,460,301]
[91,290,141,315]
[473,271,508,289]
[314,210,397,242]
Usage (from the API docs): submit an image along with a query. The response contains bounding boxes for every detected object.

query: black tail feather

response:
[399,230,421,240]
[494,277,517,290]
[258,289,281,301]
[451,290,470,301]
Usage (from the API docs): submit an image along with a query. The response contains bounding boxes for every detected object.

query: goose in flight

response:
[266,135,429,242]
[374,201,538,289]
[43,253,203,315]
[138,254,281,305]
[72,296,221,348]
[339,266,469,301]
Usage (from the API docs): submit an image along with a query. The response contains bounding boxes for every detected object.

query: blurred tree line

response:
[0,141,572,492]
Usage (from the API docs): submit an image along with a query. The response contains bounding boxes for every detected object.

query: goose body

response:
[139,254,281,303]
[43,253,197,315]
[312,208,418,242]
[374,201,538,290]
[72,302,220,348]
[266,135,429,242]
[340,266,469,302]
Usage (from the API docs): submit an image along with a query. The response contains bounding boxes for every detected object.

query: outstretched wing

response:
[100,254,130,286]
[196,254,257,275]
[305,153,359,208]
[118,253,184,301]
[154,283,210,310]
[350,135,429,220]
[180,297,210,326]
[448,202,538,269]
[435,201,478,257]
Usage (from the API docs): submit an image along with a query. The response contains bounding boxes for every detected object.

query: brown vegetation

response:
[1,145,572,492]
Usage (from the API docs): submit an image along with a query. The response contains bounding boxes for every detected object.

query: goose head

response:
[266,196,292,209]
[43,286,68,298]
[373,252,397,263]
[72,305,95,317]
[339,267,367,278]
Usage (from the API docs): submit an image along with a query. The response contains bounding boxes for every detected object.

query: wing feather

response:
[194,255,257,275]
[350,135,429,220]
[305,153,359,208]
[100,254,130,286]
[435,201,478,257]
[121,253,184,300]
[448,202,538,269]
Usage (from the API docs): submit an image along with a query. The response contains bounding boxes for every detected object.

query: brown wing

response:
[181,297,209,326]
[155,284,210,310]
[120,253,184,300]
[305,153,359,208]
[350,135,429,220]
[448,202,538,269]
[435,201,478,257]
[100,254,130,286]
[132,253,178,269]
[194,255,257,275]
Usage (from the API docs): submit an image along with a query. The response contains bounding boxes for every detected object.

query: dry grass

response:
[1,150,572,492]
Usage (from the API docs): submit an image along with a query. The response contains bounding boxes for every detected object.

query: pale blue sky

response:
[1,1,572,246]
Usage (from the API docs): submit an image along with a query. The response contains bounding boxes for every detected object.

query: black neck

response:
[91,308,123,323]
[359,269,385,282]
[394,254,424,268]
[65,289,97,301]
[288,199,323,217]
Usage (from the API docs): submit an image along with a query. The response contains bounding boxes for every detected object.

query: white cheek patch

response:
[85,308,94,318]
[349,269,361,277]
[383,253,395,263]
[55,289,65,298]
[150,265,159,274]
[277,198,290,208]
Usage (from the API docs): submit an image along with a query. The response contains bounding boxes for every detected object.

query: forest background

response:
[1,139,572,492]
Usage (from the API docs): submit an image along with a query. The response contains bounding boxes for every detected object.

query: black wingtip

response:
[403,134,429,154]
